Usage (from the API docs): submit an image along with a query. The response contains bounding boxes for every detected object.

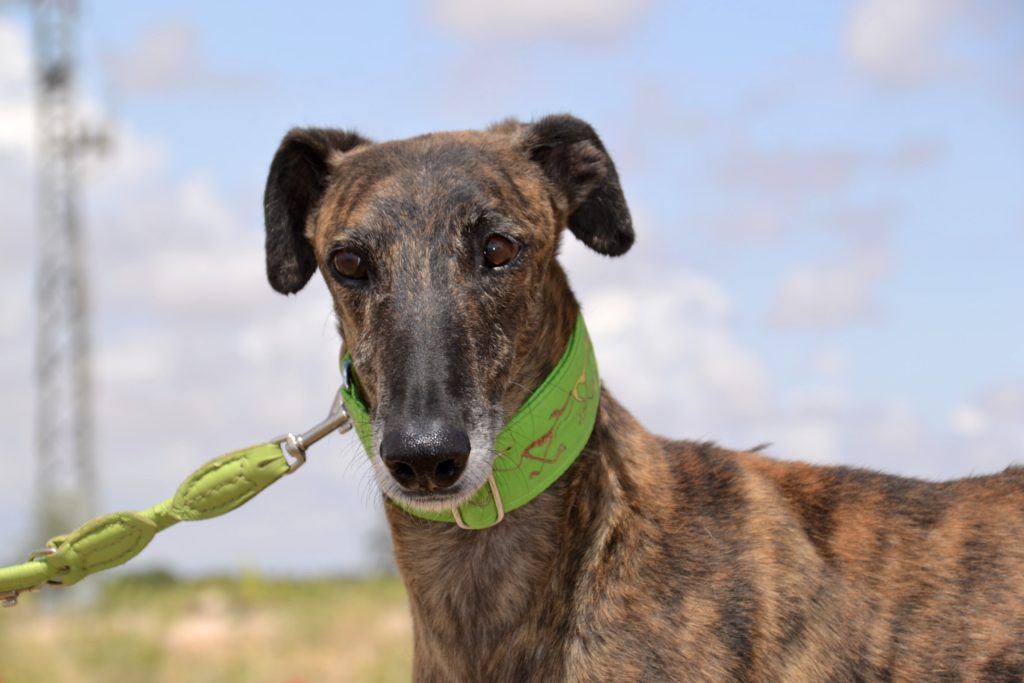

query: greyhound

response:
[263,115,1024,682]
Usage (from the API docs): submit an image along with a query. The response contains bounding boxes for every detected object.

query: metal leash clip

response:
[274,386,353,474]
[0,589,23,608]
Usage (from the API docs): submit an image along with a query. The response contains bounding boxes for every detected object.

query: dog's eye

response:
[483,234,520,269]
[331,249,368,281]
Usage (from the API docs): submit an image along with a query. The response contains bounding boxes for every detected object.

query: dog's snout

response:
[380,424,470,491]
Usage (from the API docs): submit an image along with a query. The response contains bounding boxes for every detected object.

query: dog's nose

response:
[380,423,470,491]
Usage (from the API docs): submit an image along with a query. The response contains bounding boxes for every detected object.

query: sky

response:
[0,0,1022,576]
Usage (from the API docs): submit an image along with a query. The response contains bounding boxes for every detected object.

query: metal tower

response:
[30,0,103,540]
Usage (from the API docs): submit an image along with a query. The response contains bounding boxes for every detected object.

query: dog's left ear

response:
[521,114,634,256]
[264,127,370,294]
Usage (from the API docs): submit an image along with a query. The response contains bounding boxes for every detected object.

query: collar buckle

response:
[452,473,505,530]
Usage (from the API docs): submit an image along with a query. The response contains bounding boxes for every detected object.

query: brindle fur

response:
[263,115,1024,682]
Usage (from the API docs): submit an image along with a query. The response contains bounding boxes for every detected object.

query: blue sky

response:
[0,0,1022,575]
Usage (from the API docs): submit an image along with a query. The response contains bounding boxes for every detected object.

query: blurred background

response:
[0,1,1022,680]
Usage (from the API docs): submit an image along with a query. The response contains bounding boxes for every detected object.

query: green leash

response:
[1,312,600,604]
[0,394,352,607]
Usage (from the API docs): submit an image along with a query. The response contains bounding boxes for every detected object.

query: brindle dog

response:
[263,115,1024,682]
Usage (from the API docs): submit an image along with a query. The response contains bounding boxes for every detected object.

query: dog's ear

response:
[264,127,369,294]
[521,114,634,256]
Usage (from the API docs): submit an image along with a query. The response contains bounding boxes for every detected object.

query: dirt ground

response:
[0,573,413,683]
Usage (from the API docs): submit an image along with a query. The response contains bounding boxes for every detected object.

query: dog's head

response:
[263,115,633,512]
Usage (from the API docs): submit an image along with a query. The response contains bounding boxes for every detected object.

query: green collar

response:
[339,313,600,530]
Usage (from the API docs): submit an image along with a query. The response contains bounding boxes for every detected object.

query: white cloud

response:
[562,229,1023,480]
[101,20,263,95]
[811,347,849,379]
[705,139,939,246]
[845,0,957,82]
[564,238,946,472]
[706,202,790,242]
[87,123,170,192]
[774,417,842,464]
[826,203,899,245]
[0,22,32,155]
[844,0,1024,86]
[584,273,770,428]
[0,100,32,154]
[565,236,775,447]
[864,406,926,455]
[0,25,38,562]
[95,334,173,384]
[717,146,863,198]
[0,20,31,95]
[948,383,1024,473]
[770,245,889,327]
[950,405,990,437]
[705,137,944,245]
[706,146,867,244]
[430,0,652,39]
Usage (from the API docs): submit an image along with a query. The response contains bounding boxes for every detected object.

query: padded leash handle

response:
[0,389,351,607]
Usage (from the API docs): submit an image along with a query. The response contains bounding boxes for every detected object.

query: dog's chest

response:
[389,502,578,679]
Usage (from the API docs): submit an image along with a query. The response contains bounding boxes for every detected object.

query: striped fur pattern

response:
[263,115,1024,682]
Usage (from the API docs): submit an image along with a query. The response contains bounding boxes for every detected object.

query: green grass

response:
[0,572,413,683]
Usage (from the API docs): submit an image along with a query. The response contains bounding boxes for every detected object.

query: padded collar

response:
[340,313,600,529]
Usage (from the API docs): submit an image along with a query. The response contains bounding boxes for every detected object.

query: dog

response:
[262,115,1024,682]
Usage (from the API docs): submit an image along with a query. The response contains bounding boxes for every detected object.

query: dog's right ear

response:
[264,128,369,294]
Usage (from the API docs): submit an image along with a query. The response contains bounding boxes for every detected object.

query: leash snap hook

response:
[276,386,353,474]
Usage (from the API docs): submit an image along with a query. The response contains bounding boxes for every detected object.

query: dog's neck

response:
[386,390,648,680]
[384,263,639,679]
